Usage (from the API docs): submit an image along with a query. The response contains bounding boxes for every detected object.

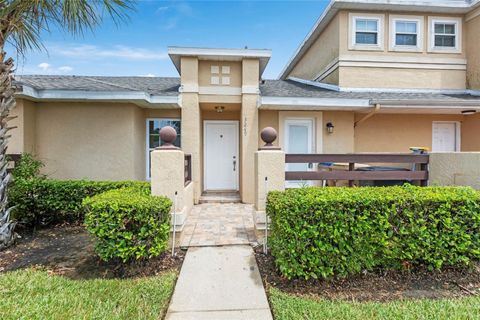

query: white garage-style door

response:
[432,122,460,152]
[203,121,239,191]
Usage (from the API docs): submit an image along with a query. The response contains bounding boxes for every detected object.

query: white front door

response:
[432,122,460,152]
[284,119,314,187]
[204,121,239,190]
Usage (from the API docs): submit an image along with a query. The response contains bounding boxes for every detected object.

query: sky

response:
[8,0,331,80]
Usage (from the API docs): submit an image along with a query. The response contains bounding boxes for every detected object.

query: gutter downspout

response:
[354,103,380,127]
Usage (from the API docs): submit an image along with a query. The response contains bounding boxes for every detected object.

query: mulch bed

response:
[0,224,185,279]
[254,247,480,302]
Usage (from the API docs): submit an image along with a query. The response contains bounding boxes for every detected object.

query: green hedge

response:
[9,179,150,227]
[267,186,480,280]
[83,188,171,262]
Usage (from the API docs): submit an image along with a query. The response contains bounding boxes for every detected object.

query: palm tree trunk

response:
[0,50,17,250]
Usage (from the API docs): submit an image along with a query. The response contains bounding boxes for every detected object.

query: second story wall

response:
[288,13,341,84]
[287,8,472,91]
[466,7,480,90]
[338,10,467,90]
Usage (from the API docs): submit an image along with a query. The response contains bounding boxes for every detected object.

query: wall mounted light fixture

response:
[215,106,225,113]
[326,122,335,134]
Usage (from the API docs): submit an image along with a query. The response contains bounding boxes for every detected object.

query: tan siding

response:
[339,67,466,90]
[288,14,340,82]
[466,10,480,89]
[35,102,144,180]
[354,114,464,152]
[9,99,36,154]
[323,111,355,153]
[198,60,242,87]
[461,113,480,151]
[258,110,279,147]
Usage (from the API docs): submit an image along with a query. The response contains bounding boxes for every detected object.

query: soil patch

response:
[254,248,480,302]
[0,224,184,279]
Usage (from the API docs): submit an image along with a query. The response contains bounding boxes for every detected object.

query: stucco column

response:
[254,127,285,230]
[180,56,201,203]
[151,148,188,229]
[241,58,260,203]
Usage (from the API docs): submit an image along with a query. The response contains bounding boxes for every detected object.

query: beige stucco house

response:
[11,0,480,204]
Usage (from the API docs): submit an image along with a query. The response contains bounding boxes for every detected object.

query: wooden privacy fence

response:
[184,154,192,186]
[285,154,429,187]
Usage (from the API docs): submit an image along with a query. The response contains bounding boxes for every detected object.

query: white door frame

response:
[432,121,461,152]
[203,120,239,191]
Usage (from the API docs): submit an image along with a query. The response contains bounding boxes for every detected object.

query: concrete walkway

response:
[165,245,273,320]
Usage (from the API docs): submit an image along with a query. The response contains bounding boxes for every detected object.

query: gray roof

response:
[14,75,480,105]
[15,75,180,96]
[260,80,480,104]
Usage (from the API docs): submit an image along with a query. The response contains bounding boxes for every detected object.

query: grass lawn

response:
[0,268,177,320]
[269,288,480,320]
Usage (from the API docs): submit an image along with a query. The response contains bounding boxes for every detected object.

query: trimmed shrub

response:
[83,188,171,262]
[267,186,480,280]
[10,153,44,180]
[9,179,150,227]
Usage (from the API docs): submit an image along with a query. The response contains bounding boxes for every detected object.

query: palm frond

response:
[0,0,135,55]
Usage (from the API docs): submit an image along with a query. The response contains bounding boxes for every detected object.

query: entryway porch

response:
[178,203,257,248]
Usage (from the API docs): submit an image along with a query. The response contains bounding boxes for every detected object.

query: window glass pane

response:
[356,32,378,44]
[434,23,445,34]
[435,35,455,47]
[149,135,160,149]
[356,19,377,32]
[356,19,366,30]
[396,34,417,46]
[366,20,378,32]
[444,24,455,34]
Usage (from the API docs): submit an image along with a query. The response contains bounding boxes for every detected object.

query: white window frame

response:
[145,118,181,180]
[349,13,385,51]
[428,17,462,53]
[389,15,424,52]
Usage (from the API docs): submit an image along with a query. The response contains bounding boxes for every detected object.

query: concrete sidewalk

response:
[165,246,273,320]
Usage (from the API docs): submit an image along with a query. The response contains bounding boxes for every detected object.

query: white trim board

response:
[287,77,480,96]
[17,85,180,108]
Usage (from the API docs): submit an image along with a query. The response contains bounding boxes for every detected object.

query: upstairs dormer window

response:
[389,16,423,52]
[211,65,231,85]
[395,21,417,46]
[349,13,384,51]
[428,17,462,53]
[355,19,379,45]
[434,23,456,47]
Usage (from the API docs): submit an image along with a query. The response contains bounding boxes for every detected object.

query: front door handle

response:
[233,160,237,171]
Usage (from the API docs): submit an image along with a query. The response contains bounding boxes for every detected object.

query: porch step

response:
[199,191,241,204]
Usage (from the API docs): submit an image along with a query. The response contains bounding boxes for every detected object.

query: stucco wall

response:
[339,67,466,90]
[466,8,480,89]
[354,114,464,152]
[323,111,355,153]
[9,99,36,154]
[198,60,242,88]
[258,110,279,147]
[429,152,480,189]
[288,10,469,90]
[288,13,340,81]
[461,113,480,151]
[35,102,145,180]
